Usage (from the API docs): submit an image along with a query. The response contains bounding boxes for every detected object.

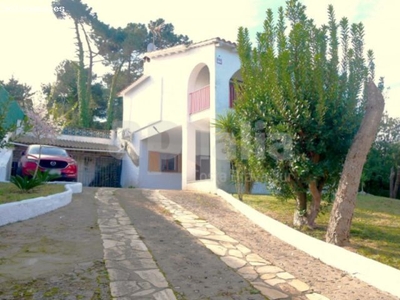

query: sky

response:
[0,0,399,117]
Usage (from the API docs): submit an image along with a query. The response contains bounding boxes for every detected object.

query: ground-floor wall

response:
[138,136,182,189]
[70,151,122,187]
[0,149,13,181]
[120,153,139,188]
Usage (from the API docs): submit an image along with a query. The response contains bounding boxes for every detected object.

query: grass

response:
[0,182,66,204]
[239,193,400,270]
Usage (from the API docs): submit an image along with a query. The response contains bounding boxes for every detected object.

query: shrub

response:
[10,171,59,191]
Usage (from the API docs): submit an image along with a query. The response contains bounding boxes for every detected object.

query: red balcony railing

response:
[189,85,210,115]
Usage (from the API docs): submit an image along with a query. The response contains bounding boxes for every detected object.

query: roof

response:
[144,37,237,59]
[11,135,122,153]
[117,75,150,97]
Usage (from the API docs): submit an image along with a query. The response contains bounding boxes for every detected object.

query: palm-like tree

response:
[214,111,254,200]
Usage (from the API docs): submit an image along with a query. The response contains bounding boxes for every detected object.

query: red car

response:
[17,145,78,181]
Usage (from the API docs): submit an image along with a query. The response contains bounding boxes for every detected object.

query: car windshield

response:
[27,145,69,157]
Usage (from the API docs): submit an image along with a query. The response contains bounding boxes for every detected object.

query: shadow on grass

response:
[240,193,400,270]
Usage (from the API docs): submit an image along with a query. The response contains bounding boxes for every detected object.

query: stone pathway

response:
[145,190,330,300]
[95,187,330,300]
[95,188,177,299]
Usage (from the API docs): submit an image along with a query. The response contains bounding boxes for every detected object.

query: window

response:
[229,80,243,108]
[160,153,177,172]
[148,151,181,173]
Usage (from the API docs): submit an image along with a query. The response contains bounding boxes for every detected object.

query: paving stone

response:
[256,265,284,274]
[228,249,244,258]
[103,239,119,249]
[180,222,195,228]
[153,289,177,300]
[246,253,270,265]
[206,234,239,243]
[261,273,277,280]
[110,281,140,297]
[131,288,156,297]
[277,272,296,280]
[306,293,330,300]
[135,258,158,269]
[252,282,289,300]
[236,244,252,255]
[108,268,131,281]
[104,247,126,260]
[105,259,134,270]
[135,270,169,288]
[265,278,287,286]
[237,266,258,280]
[221,256,247,269]
[138,282,153,289]
[219,241,236,249]
[120,228,138,235]
[204,243,227,256]
[186,228,211,236]
[250,261,270,266]
[289,279,310,292]
[199,238,219,245]
[130,240,149,251]
[206,227,226,235]
[277,283,302,296]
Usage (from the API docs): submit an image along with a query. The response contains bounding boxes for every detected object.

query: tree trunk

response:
[235,167,243,201]
[81,23,94,120]
[389,167,395,198]
[393,167,400,199]
[107,63,124,129]
[308,180,323,228]
[244,169,254,194]
[293,191,308,227]
[326,80,385,246]
[74,20,89,128]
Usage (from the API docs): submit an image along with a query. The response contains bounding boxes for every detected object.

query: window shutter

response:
[229,82,235,108]
[177,153,182,173]
[148,151,160,172]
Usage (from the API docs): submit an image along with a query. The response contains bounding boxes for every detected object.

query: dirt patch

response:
[159,189,398,300]
[0,188,110,299]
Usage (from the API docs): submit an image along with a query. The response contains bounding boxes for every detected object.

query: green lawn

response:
[239,193,400,270]
[0,182,66,204]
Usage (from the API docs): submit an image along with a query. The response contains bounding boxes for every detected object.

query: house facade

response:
[119,38,265,193]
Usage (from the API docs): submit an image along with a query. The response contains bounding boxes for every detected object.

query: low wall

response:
[0,182,82,227]
[216,189,400,299]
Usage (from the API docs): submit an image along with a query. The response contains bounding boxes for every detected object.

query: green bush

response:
[10,171,59,191]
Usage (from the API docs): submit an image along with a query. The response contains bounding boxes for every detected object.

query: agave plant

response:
[10,170,60,192]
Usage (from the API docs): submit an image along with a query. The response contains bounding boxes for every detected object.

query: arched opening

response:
[229,69,242,108]
[188,65,210,115]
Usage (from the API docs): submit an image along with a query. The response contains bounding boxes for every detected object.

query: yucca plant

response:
[10,170,60,192]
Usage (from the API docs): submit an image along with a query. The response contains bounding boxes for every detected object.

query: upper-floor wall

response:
[121,38,241,135]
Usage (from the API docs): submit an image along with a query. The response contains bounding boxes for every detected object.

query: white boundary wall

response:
[0,182,82,227]
[216,189,400,298]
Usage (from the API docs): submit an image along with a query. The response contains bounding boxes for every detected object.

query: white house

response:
[119,37,266,193]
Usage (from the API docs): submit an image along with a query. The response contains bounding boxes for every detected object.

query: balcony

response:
[189,85,210,115]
